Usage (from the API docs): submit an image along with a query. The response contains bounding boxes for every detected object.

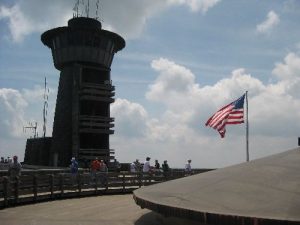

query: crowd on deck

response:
[1,155,193,182]
[0,156,13,164]
[0,156,22,180]
[69,156,193,177]
[129,157,193,176]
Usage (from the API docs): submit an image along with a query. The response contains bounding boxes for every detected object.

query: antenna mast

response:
[23,122,38,138]
[43,77,49,138]
[73,0,101,20]
[95,0,100,20]
[73,0,79,18]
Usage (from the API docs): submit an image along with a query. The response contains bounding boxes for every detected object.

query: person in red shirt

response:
[91,157,101,171]
[90,157,101,184]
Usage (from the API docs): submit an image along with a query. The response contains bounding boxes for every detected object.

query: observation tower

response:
[41,16,125,166]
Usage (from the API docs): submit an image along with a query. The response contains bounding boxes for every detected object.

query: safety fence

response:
[0,169,212,208]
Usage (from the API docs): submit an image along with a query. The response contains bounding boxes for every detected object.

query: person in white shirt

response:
[130,161,136,172]
[134,159,141,172]
[185,159,192,175]
[143,157,151,173]
[8,155,22,181]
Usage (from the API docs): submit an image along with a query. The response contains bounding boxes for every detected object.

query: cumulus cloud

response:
[2,52,299,166]
[0,5,31,43]
[167,0,221,13]
[146,58,197,103]
[0,88,27,137]
[111,52,300,167]
[0,86,55,159]
[0,0,71,42]
[256,10,280,33]
[0,0,220,42]
[0,86,55,137]
[272,53,300,80]
[111,98,148,138]
[3,52,298,166]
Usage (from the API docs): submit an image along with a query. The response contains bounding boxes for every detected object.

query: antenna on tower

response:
[84,0,90,17]
[95,0,100,20]
[80,0,84,17]
[73,0,101,20]
[43,77,49,138]
[23,122,38,138]
[73,0,79,18]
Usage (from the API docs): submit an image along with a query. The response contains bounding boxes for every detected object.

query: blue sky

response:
[1,0,300,168]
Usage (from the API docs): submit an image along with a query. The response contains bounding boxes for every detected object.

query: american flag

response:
[205,94,245,138]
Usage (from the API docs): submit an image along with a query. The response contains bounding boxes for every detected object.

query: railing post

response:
[105,172,108,192]
[33,175,38,201]
[14,176,20,205]
[77,173,81,194]
[148,172,152,185]
[49,174,54,199]
[59,174,64,197]
[139,172,142,188]
[94,173,98,194]
[3,176,9,207]
[122,172,125,193]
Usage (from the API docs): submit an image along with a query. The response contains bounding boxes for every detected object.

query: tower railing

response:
[81,81,115,91]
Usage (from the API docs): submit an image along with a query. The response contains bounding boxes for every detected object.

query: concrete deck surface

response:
[0,194,201,225]
[134,148,300,223]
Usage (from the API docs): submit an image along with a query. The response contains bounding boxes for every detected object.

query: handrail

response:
[0,170,212,209]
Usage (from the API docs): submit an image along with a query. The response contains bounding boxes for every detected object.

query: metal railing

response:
[0,169,212,208]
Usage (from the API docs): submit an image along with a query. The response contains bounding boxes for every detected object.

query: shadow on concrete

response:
[134,211,204,225]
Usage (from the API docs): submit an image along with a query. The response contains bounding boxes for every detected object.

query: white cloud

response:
[0,0,220,42]
[111,52,300,167]
[167,0,221,13]
[2,52,300,167]
[0,1,71,42]
[146,58,197,103]
[0,86,55,160]
[272,52,300,80]
[256,10,280,33]
[111,98,148,138]
[0,5,30,42]
[3,52,299,166]
[0,88,27,137]
[271,52,300,101]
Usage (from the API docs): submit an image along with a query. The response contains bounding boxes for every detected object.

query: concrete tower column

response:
[41,17,125,167]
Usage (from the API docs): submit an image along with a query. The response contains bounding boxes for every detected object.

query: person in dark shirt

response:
[154,160,160,170]
[162,160,170,179]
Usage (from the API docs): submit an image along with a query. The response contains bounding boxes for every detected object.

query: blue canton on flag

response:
[205,94,245,138]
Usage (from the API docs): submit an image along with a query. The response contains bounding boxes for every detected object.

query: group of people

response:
[70,156,193,177]
[3,155,22,180]
[1,156,13,164]
[90,157,108,173]
[69,157,108,174]
[69,156,109,185]
[130,157,168,173]
[130,157,193,175]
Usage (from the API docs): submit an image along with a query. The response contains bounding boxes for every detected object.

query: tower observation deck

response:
[41,17,125,167]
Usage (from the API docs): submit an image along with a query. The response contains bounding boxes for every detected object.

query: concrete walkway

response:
[0,194,200,225]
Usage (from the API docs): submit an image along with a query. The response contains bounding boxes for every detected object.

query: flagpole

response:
[246,91,249,162]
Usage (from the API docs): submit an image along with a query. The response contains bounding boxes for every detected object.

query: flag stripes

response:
[205,94,245,138]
